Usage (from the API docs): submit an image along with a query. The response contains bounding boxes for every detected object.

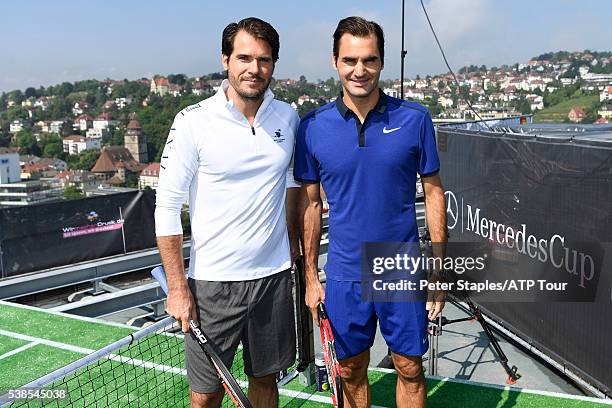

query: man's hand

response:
[426,294,446,321]
[305,279,326,325]
[426,270,447,321]
[167,284,198,333]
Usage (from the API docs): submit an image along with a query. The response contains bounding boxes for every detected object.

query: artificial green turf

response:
[368,371,607,408]
[0,304,133,350]
[1,304,607,407]
[0,334,29,356]
[0,344,81,392]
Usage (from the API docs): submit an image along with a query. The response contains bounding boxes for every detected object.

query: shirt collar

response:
[214,79,275,113]
[335,88,387,118]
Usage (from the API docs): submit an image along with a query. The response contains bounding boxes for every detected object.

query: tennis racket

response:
[151,266,253,408]
[317,302,344,408]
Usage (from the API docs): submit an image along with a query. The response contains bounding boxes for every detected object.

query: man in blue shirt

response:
[294,17,447,408]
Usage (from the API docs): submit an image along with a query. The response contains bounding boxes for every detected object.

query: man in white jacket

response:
[154,17,300,408]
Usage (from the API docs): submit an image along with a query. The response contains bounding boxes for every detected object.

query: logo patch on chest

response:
[273,129,286,143]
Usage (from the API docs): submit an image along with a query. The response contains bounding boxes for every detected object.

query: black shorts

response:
[185,269,296,393]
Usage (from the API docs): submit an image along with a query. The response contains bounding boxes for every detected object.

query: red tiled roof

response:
[140,162,160,176]
[154,77,169,87]
[64,135,87,142]
[76,114,93,121]
[95,112,113,121]
[91,146,141,173]
[23,162,55,173]
[55,170,94,182]
[569,106,586,116]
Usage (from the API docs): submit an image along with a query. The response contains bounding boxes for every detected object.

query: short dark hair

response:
[333,16,385,66]
[222,17,280,63]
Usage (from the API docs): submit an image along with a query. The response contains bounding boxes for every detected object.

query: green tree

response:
[79,149,100,170]
[15,129,41,155]
[67,149,100,170]
[111,128,124,146]
[3,106,29,122]
[125,172,140,188]
[25,87,38,98]
[64,185,84,200]
[168,74,187,86]
[42,141,63,158]
[297,101,319,118]
[0,130,10,147]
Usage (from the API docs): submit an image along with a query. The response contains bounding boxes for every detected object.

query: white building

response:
[34,96,53,111]
[72,101,90,116]
[405,89,425,100]
[74,114,93,131]
[0,179,63,208]
[0,148,21,184]
[9,119,31,133]
[600,86,612,102]
[383,88,399,98]
[86,128,110,140]
[62,135,101,155]
[438,95,454,108]
[49,121,67,135]
[93,112,117,130]
[527,94,544,111]
[115,97,133,109]
[139,162,161,190]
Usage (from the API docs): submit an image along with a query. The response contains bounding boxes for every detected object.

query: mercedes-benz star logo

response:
[445,190,459,230]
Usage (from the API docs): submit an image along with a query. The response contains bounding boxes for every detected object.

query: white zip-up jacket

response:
[155,80,299,281]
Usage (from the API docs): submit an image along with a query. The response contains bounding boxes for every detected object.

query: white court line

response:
[0,329,184,376]
[0,341,40,361]
[368,367,612,405]
[0,300,136,330]
[0,328,368,406]
[0,329,93,355]
[2,325,608,406]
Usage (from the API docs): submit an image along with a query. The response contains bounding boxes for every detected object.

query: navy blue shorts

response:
[325,279,429,360]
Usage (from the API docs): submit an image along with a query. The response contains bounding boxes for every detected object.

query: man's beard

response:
[228,71,271,101]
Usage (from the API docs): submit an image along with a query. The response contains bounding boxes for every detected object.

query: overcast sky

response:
[2,0,611,93]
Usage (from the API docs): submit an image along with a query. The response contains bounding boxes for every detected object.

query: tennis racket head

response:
[317,303,343,408]
[188,321,253,408]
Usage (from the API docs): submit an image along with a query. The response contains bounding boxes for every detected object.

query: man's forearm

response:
[423,175,447,260]
[156,235,188,292]
[301,199,322,285]
[426,188,447,251]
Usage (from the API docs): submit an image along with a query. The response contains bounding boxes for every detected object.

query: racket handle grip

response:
[151,266,169,295]
[317,302,328,320]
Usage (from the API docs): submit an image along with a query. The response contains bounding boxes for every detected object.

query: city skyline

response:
[2,0,612,93]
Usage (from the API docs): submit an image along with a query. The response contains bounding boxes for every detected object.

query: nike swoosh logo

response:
[383,126,401,134]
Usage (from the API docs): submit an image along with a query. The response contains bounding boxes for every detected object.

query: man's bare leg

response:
[339,349,370,408]
[248,373,278,408]
[392,353,426,408]
[190,389,224,408]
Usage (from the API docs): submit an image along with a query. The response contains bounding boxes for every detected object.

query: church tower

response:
[124,119,148,163]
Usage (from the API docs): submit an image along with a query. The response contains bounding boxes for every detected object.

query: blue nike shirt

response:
[294,90,440,281]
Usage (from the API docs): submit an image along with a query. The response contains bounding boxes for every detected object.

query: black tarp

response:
[0,190,156,277]
[437,127,612,396]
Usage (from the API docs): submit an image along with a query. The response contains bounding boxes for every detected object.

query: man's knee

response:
[190,388,224,408]
[339,350,369,384]
[392,354,424,384]
[248,372,277,389]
